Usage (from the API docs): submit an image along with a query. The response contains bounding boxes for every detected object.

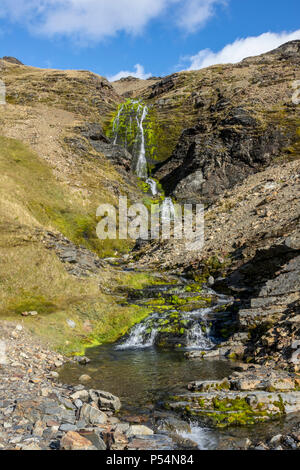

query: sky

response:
[0,0,299,81]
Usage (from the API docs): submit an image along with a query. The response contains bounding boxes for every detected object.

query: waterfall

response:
[112,104,124,145]
[111,100,150,179]
[116,313,159,350]
[117,306,215,351]
[185,323,213,350]
[135,105,148,178]
[146,178,158,196]
[161,197,176,222]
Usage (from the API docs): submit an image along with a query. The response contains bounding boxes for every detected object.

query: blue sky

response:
[0,0,299,81]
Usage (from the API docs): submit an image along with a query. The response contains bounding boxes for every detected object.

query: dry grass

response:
[0,135,155,353]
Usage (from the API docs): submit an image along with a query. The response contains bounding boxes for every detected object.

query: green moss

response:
[106,99,163,163]
[183,396,273,428]
[273,395,286,414]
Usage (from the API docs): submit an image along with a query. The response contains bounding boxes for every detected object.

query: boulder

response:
[126,425,154,438]
[80,403,107,425]
[61,431,96,450]
[89,390,121,412]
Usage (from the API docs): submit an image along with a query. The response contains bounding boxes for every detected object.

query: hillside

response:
[0,42,299,359]
[0,41,299,451]
[0,58,158,353]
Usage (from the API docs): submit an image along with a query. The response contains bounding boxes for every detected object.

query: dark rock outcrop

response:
[148,74,178,99]
[2,56,23,65]
[152,41,300,205]
[65,123,134,173]
[154,102,294,205]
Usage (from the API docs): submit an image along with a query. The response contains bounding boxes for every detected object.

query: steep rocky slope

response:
[131,42,300,376]
[110,42,300,191]
[0,58,156,353]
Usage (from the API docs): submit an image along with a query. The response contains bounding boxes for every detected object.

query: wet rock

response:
[188,378,230,392]
[73,356,91,365]
[79,375,91,384]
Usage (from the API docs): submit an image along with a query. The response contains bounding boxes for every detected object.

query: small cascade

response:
[116,313,159,349]
[176,425,217,450]
[186,323,213,350]
[161,197,176,222]
[146,178,158,196]
[135,105,148,178]
[117,304,216,351]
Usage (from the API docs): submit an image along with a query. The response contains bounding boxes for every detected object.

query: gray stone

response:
[59,424,78,432]
[80,404,107,425]
[89,390,121,412]
[126,425,154,438]
[70,390,89,403]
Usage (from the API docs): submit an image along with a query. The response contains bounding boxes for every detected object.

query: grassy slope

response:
[0,53,161,355]
[0,135,155,353]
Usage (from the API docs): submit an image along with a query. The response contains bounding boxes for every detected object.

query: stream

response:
[59,279,296,450]
[59,100,296,450]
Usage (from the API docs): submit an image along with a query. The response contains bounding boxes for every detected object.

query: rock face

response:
[155,107,291,204]
[1,56,23,65]
[151,41,300,204]
[65,122,134,174]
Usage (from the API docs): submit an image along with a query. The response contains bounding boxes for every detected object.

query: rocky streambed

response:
[1,276,300,451]
[0,322,177,450]
[58,279,300,451]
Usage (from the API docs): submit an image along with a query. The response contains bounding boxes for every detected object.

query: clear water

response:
[58,280,297,449]
[60,345,232,416]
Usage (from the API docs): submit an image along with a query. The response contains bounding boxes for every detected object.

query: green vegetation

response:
[106,99,162,163]
[182,396,281,427]
[0,136,132,257]
[0,136,160,353]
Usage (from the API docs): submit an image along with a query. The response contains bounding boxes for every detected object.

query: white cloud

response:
[186,30,300,70]
[0,0,225,41]
[108,64,152,82]
[176,0,226,32]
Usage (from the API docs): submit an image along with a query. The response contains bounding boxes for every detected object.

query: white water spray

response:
[116,314,159,350]
[161,197,176,222]
[113,104,124,145]
[146,178,158,196]
[135,105,148,178]
[117,304,215,351]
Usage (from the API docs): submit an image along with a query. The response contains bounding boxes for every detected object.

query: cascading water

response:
[146,178,158,196]
[117,303,216,351]
[112,104,124,145]
[161,197,176,222]
[135,104,148,178]
[116,313,160,350]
